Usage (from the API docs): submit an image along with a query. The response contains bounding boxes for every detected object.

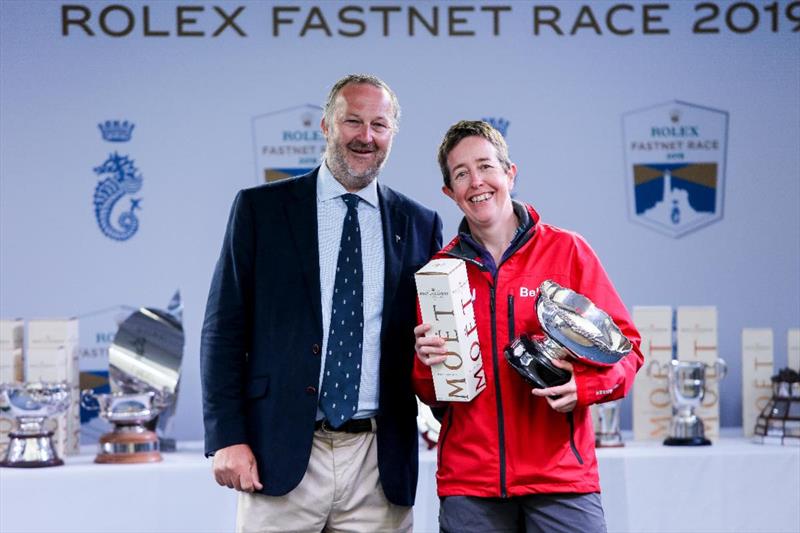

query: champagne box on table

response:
[789,329,800,371]
[632,306,673,441]
[25,318,80,456]
[415,258,486,402]
[741,328,773,438]
[0,319,24,383]
[0,319,25,454]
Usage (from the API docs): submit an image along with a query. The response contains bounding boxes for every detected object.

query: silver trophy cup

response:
[80,390,170,463]
[595,400,624,448]
[664,359,727,446]
[0,382,71,468]
[505,280,632,389]
[83,304,183,463]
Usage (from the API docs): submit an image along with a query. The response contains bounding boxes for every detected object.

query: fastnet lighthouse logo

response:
[622,101,728,238]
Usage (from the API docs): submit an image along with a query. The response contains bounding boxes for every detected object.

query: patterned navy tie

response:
[320,193,364,428]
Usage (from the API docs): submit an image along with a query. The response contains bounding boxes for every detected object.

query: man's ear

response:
[320,117,329,138]
[442,185,455,200]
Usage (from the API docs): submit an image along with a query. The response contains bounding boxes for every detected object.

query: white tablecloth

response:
[1,437,798,533]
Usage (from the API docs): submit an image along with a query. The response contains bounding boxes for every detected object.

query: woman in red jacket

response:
[413,120,644,533]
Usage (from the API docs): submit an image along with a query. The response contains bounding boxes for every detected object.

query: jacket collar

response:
[446,201,538,270]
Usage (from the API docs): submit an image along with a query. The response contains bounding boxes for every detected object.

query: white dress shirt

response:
[316,162,385,420]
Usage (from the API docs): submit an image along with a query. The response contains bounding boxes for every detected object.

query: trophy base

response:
[504,335,571,389]
[596,439,625,448]
[663,436,711,446]
[0,457,64,468]
[0,431,64,468]
[95,451,162,464]
[95,426,162,464]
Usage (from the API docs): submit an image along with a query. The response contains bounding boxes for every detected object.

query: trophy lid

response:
[109,307,184,397]
[536,280,631,367]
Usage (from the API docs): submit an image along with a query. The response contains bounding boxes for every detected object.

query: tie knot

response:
[341,193,360,210]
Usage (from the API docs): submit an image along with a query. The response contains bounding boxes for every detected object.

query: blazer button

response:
[306,386,317,396]
[312,344,320,355]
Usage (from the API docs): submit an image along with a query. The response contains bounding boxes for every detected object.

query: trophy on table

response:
[595,400,624,448]
[81,301,184,464]
[416,397,441,450]
[753,368,800,446]
[663,358,727,446]
[0,381,71,467]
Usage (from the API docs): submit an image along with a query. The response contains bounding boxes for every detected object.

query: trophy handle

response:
[711,359,728,381]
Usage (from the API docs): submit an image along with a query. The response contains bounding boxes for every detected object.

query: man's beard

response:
[326,138,389,191]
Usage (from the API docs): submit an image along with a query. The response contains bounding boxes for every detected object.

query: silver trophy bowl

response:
[505,280,632,390]
[81,390,170,462]
[109,306,183,448]
[81,390,169,425]
[664,359,727,446]
[0,382,71,467]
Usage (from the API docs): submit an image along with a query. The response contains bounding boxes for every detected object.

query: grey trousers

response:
[439,492,607,533]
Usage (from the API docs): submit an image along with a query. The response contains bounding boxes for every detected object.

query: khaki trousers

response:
[236,426,412,533]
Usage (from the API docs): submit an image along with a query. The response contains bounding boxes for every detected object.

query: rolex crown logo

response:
[482,117,510,138]
[98,120,135,143]
[669,109,681,124]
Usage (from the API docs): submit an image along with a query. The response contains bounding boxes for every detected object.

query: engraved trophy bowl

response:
[663,358,727,446]
[80,389,169,463]
[0,382,71,468]
[505,280,632,390]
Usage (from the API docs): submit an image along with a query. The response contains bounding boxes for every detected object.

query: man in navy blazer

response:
[201,74,442,532]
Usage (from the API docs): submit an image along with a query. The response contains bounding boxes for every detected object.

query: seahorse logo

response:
[93,152,143,241]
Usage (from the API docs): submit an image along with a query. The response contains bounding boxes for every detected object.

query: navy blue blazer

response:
[201,168,442,505]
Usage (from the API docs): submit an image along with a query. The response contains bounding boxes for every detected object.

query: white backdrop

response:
[1,0,798,441]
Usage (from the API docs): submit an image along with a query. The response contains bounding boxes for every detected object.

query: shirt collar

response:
[318,160,380,208]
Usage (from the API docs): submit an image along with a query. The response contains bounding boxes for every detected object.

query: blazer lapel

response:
[284,170,323,333]
[378,184,408,336]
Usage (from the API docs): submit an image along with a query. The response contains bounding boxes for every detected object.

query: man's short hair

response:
[323,74,401,132]
[437,120,511,189]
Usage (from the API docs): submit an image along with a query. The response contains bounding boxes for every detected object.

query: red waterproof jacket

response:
[413,203,644,497]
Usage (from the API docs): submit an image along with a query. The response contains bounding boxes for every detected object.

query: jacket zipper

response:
[437,408,454,466]
[489,283,508,498]
[442,251,515,497]
[566,412,584,464]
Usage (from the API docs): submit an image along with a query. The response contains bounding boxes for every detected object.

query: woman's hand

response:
[530,359,577,412]
[414,323,448,367]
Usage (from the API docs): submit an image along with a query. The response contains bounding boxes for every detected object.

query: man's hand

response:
[414,324,448,367]
[212,443,263,492]
[530,359,578,413]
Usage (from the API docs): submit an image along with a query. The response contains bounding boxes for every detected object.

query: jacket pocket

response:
[245,376,270,399]
[566,412,584,465]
